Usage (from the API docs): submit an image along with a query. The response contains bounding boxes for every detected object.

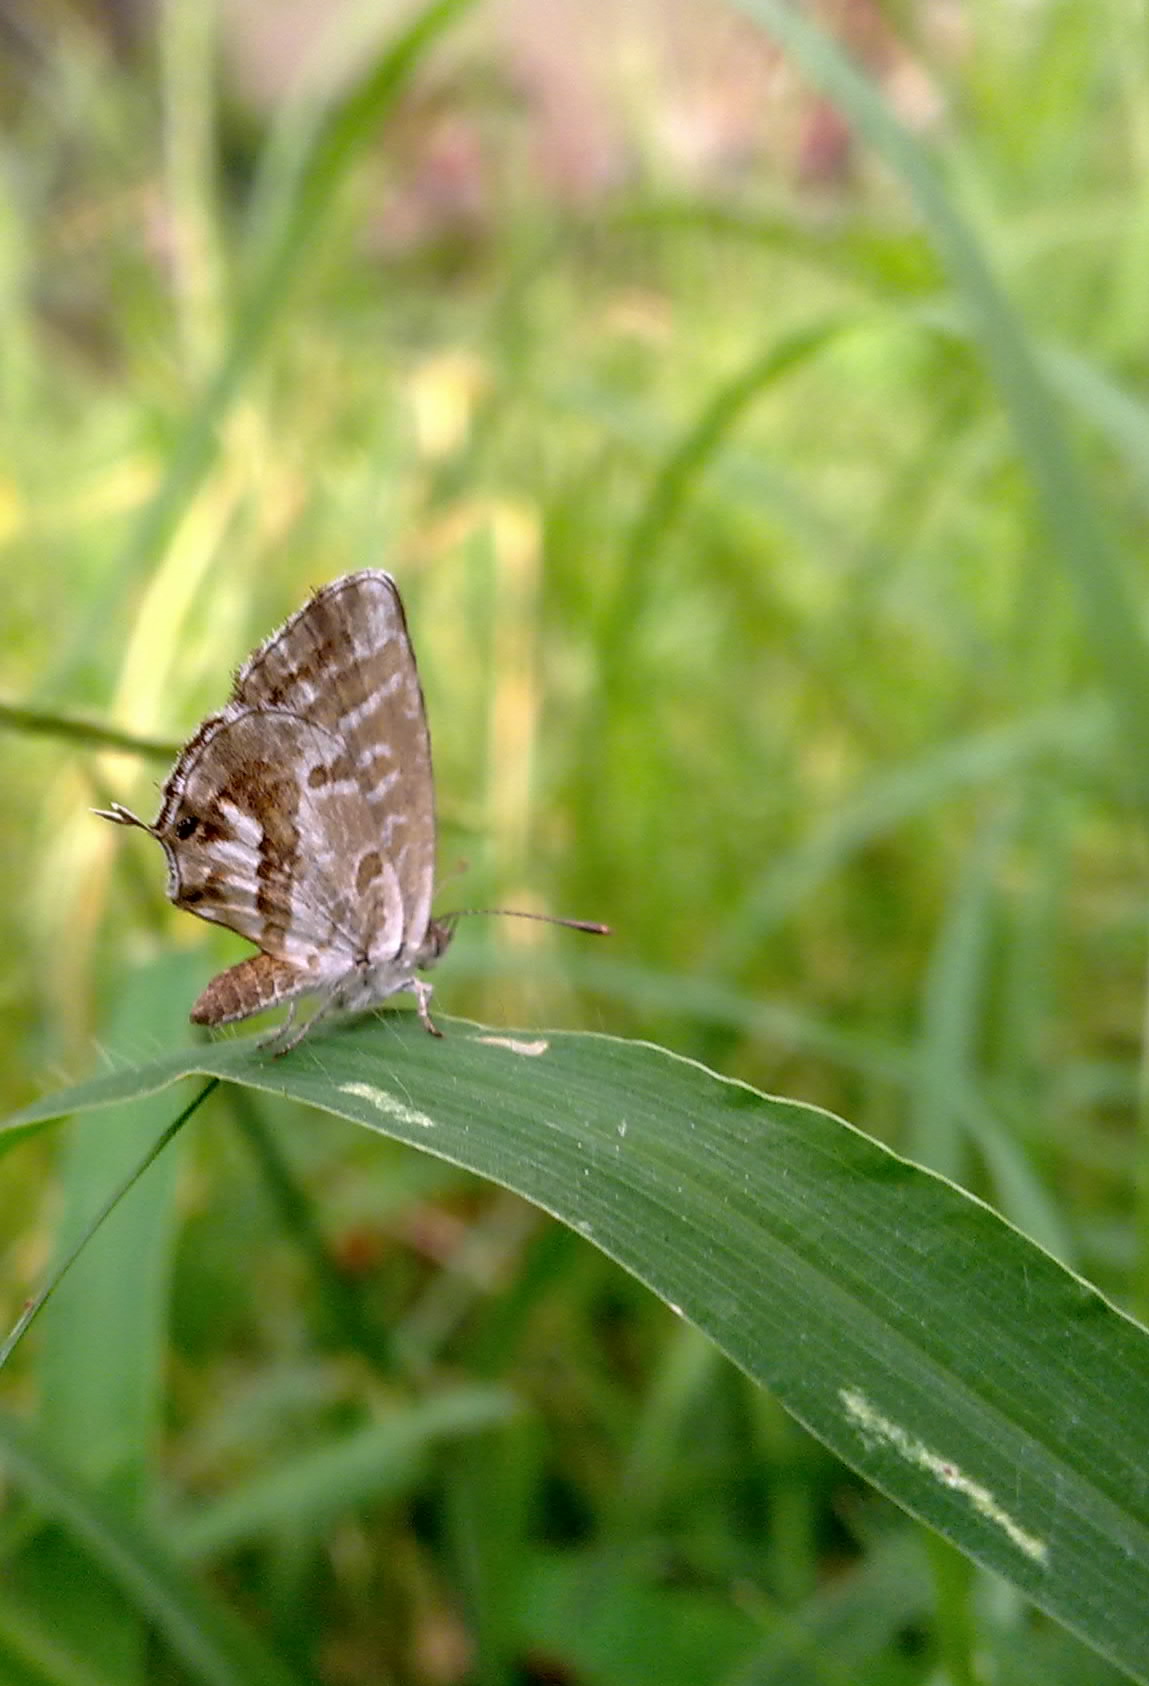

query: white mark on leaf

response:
[474,1035,549,1056]
[339,1082,436,1130]
[840,1388,1047,1564]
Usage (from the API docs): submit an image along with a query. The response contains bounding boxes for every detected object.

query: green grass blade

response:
[5,1021,1149,1676]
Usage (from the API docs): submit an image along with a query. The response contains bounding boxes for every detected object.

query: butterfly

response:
[95,571,606,1052]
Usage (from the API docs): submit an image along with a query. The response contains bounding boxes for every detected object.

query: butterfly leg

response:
[409,977,443,1037]
[260,994,338,1058]
[259,1000,309,1058]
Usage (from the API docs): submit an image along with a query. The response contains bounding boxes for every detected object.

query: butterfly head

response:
[420,917,457,967]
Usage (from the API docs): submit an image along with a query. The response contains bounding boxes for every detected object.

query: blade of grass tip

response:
[731,0,1149,818]
[0,1079,219,1371]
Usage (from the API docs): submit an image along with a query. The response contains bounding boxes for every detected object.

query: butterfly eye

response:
[175,815,199,841]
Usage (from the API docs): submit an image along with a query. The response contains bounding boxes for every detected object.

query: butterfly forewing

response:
[153,710,407,971]
[231,572,436,952]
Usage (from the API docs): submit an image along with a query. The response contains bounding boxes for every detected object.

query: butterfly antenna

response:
[443,908,610,936]
[91,802,151,830]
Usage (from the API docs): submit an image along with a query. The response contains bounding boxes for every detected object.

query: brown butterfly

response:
[96,571,606,1051]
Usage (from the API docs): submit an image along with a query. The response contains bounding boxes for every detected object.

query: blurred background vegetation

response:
[1,0,1147,1680]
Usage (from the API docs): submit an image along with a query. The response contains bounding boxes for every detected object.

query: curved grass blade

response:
[4,1020,1149,1677]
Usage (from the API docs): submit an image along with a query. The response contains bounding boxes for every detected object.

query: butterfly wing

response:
[152,709,406,976]
[229,570,436,957]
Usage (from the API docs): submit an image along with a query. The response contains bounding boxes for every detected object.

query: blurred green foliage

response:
[1,0,1148,1680]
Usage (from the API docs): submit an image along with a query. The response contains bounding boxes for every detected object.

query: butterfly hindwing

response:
[231,571,436,951]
